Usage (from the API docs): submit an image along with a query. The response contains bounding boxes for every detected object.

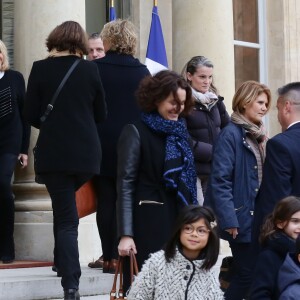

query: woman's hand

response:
[225,228,238,239]
[118,236,137,256]
[18,154,28,168]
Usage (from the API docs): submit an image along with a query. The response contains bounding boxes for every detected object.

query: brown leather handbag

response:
[110,251,139,300]
[75,179,97,218]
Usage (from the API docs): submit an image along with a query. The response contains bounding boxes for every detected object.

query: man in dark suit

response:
[253,81,300,244]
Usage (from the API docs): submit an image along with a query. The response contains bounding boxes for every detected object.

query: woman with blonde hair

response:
[0,40,30,264]
[90,19,150,273]
[205,80,272,299]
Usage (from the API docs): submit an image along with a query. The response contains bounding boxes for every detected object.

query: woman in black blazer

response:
[117,70,197,291]
[24,21,107,300]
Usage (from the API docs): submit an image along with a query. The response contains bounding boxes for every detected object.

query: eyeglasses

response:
[182,224,210,236]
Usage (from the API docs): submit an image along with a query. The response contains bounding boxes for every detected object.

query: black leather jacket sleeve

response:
[116,124,141,239]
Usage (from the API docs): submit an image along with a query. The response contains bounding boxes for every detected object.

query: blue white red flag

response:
[145,5,168,75]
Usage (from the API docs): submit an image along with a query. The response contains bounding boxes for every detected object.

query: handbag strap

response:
[110,252,139,299]
[40,59,80,123]
[110,257,124,300]
[130,250,139,283]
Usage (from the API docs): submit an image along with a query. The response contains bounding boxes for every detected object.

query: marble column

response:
[266,0,300,137]
[172,0,234,255]
[12,0,100,263]
[172,0,235,111]
[131,0,172,66]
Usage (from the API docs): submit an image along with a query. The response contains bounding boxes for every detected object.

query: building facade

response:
[2,0,300,262]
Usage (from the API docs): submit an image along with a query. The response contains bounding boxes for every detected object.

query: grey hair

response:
[181,55,217,94]
[278,82,300,105]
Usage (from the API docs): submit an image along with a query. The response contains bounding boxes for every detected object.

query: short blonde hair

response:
[232,80,272,113]
[0,40,10,71]
[100,19,137,55]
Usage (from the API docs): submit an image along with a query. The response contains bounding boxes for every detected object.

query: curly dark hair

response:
[164,205,220,270]
[46,21,89,55]
[136,70,194,116]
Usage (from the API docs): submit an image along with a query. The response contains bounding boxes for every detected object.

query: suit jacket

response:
[24,55,107,174]
[253,122,300,244]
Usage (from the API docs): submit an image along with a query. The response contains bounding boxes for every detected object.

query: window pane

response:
[234,46,259,89]
[233,0,258,43]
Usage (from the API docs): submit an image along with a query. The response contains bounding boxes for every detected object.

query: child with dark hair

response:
[127,205,224,300]
[249,196,300,299]
[278,234,300,299]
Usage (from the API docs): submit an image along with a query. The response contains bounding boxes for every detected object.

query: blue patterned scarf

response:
[141,112,197,206]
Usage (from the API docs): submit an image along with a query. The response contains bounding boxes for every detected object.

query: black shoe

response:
[64,289,80,300]
[52,265,62,277]
[2,256,14,264]
[52,265,58,272]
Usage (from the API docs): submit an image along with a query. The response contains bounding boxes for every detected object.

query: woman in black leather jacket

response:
[182,56,229,204]
[116,70,197,291]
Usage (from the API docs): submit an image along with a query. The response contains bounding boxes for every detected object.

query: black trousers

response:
[0,153,18,260]
[225,242,252,300]
[93,175,118,261]
[42,172,91,290]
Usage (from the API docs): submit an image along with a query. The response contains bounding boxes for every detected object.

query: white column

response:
[12,0,100,263]
[172,0,235,111]
[266,0,300,137]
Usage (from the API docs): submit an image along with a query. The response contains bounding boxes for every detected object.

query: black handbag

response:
[33,59,80,184]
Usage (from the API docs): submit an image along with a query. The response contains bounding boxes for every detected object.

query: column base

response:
[13,182,101,263]
[14,211,102,264]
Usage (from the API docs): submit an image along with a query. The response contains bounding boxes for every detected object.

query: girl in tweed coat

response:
[127,205,224,300]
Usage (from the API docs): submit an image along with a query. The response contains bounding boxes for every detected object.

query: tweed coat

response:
[127,248,224,300]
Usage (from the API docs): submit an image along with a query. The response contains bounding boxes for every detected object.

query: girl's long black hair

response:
[164,205,220,270]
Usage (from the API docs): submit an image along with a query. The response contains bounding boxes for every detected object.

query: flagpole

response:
[111,0,114,7]
[154,0,157,7]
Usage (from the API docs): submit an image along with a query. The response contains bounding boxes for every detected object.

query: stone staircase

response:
[0,241,230,300]
[0,265,113,300]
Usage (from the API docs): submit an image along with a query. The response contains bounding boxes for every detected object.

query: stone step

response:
[0,252,230,300]
[0,265,113,300]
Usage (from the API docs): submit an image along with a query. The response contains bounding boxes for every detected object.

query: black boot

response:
[64,289,80,300]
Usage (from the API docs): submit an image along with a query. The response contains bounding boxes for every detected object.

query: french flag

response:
[145,5,168,75]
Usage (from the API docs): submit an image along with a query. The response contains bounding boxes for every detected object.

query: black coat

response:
[0,70,30,155]
[24,55,107,174]
[93,51,150,177]
[249,232,296,300]
[185,97,229,176]
[117,121,181,268]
